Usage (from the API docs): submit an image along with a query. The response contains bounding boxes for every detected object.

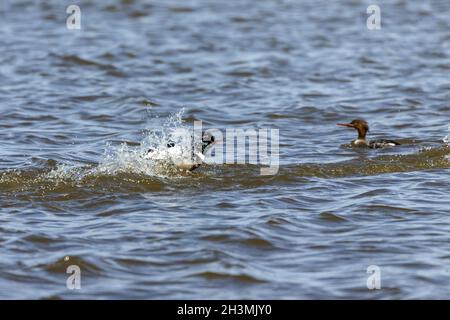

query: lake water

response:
[0,0,449,299]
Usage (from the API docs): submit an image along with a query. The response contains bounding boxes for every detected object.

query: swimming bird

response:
[337,119,401,149]
[143,129,215,171]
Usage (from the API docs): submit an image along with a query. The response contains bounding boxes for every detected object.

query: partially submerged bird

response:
[337,119,401,149]
[143,129,215,171]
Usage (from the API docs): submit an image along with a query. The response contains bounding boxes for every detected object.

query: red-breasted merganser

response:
[143,130,215,171]
[337,119,401,149]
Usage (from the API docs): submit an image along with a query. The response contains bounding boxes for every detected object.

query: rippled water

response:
[1,0,449,299]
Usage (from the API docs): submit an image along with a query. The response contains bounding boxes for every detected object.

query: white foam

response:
[443,134,450,144]
[443,125,450,144]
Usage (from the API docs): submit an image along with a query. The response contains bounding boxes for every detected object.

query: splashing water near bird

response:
[45,109,201,182]
[443,126,450,144]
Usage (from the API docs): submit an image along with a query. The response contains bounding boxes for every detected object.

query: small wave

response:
[193,271,266,284]
[0,110,198,194]
[1,144,448,195]
[1,108,449,195]
[286,145,450,179]
[443,129,450,144]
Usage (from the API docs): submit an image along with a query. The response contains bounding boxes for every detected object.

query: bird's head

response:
[201,132,216,153]
[337,119,369,139]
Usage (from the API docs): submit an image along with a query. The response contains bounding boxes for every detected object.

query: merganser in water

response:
[337,119,401,149]
[143,128,215,171]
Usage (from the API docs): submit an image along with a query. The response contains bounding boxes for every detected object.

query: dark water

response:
[1,0,450,299]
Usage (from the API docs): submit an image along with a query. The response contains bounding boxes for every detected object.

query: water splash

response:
[443,125,450,144]
[46,109,192,181]
[0,109,205,195]
[442,126,450,162]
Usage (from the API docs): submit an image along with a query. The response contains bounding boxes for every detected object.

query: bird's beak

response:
[337,123,354,127]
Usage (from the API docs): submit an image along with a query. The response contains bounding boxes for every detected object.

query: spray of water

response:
[443,126,450,144]
[45,109,193,182]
